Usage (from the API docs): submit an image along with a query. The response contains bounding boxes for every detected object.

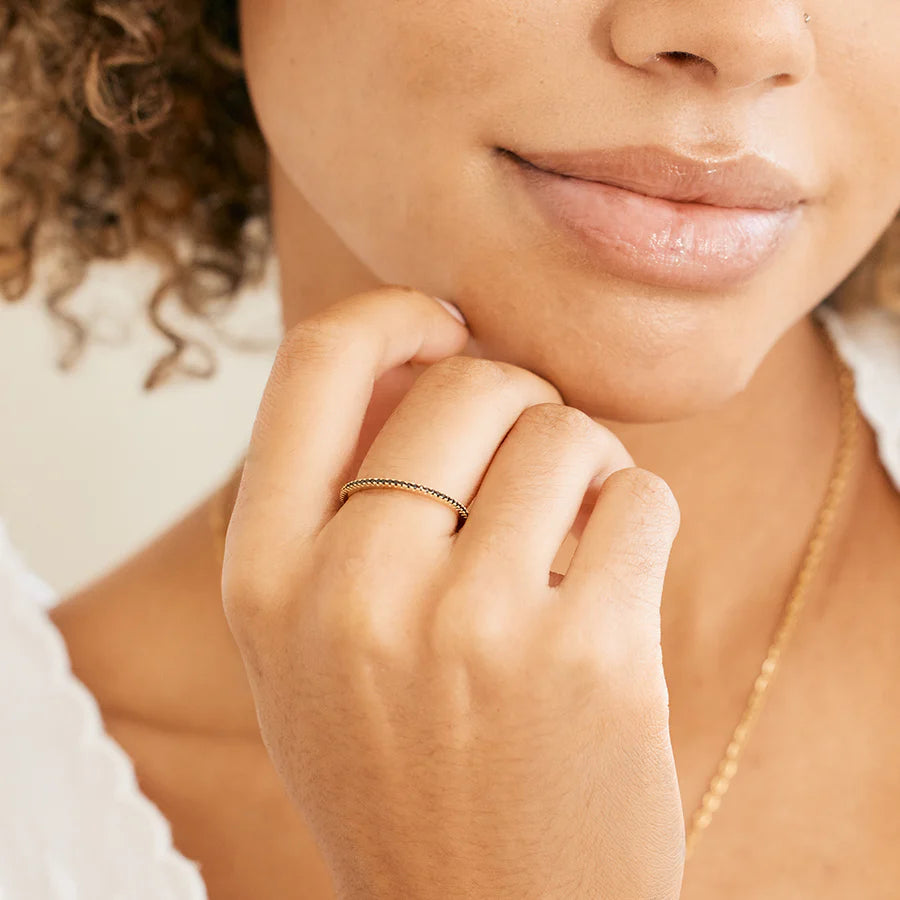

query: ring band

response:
[339,477,469,528]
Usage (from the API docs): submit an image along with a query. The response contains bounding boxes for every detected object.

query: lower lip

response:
[505,154,803,291]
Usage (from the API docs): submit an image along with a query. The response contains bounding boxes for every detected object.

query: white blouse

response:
[0,301,898,899]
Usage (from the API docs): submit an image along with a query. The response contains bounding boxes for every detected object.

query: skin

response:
[222,288,688,899]
[50,0,900,897]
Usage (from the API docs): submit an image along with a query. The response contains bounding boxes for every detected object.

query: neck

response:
[268,156,861,654]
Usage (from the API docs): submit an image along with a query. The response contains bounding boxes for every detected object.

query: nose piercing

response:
[803,12,811,23]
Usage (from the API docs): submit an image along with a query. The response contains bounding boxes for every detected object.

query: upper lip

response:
[507,145,807,211]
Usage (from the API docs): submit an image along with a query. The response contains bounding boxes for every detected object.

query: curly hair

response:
[1,1,898,388]
[0,0,268,388]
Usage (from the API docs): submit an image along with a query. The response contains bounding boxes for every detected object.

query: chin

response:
[458,331,752,428]
[460,296,758,426]
[564,367,752,425]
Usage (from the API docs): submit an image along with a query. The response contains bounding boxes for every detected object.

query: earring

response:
[803,12,811,23]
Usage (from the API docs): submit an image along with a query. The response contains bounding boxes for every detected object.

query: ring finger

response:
[333,356,563,550]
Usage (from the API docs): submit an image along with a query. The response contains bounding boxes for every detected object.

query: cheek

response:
[238,1,497,261]
[818,6,900,217]
[239,0,387,188]
[239,0,538,303]
[239,1,507,183]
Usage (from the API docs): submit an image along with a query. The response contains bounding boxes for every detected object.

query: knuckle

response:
[433,585,520,674]
[315,552,410,662]
[608,636,668,712]
[543,615,609,684]
[318,545,370,593]
[318,586,390,659]
[220,582,258,645]
[609,467,681,531]
[466,603,518,663]
[276,315,352,372]
[572,614,633,678]
[221,559,280,630]
[516,402,601,446]
[538,613,667,719]
[611,629,662,688]
[418,356,562,409]
[425,354,515,394]
[220,564,290,672]
[326,602,397,662]
[563,606,656,679]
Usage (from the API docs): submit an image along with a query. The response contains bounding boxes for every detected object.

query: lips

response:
[504,145,807,211]
[499,144,808,291]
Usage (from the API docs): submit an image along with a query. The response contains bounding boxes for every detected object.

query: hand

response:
[222,285,686,900]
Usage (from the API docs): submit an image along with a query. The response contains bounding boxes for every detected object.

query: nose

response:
[608,0,815,92]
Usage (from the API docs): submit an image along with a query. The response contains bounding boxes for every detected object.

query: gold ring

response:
[339,477,469,529]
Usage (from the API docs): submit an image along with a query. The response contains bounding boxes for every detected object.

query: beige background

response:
[0,255,281,597]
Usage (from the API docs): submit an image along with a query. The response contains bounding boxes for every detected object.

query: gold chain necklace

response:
[682,321,858,859]
[208,319,859,861]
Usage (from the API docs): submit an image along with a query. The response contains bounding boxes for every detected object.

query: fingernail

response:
[433,296,467,327]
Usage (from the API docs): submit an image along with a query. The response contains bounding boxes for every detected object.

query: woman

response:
[1,0,899,897]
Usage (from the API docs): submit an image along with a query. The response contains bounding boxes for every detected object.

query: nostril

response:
[653,50,718,76]
[659,50,706,65]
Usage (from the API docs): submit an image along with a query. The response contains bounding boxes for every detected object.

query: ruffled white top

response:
[0,523,207,898]
[0,302,897,899]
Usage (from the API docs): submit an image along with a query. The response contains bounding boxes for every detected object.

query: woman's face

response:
[240,0,900,422]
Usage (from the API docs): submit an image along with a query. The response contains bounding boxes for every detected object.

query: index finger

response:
[228,286,470,565]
